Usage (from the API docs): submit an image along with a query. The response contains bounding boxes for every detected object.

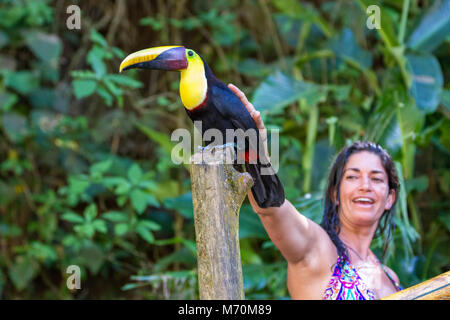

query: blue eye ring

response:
[188,50,194,57]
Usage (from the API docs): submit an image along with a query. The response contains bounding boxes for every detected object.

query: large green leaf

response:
[135,122,175,156]
[407,0,450,52]
[274,13,327,50]
[163,192,193,219]
[4,71,39,95]
[127,163,143,184]
[293,192,324,223]
[239,204,268,239]
[154,237,197,255]
[102,210,128,222]
[365,89,402,154]
[329,28,372,70]
[61,211,84,224]
[394,162,419,258]
[25,31,62,62]
[397,97,425,179]
[29,88,55,109]
[405,53,443,113]
[76,244,105,275]
[136,122,190,169]
[136,224,154,243]
[87,47,107,76]
[90,29,108,47]
[0,92,18,111]
[1,112,29,143]
[105,74,143,88]
[27,241,58,262]
[83,203,98,222]
[152,247,196,273]
[252,71,326,112]
[130,189,148,214]
[237,58,273,78]
[8,256,40,291]
[90,158,113,177]
[271,0,332,37]
[72,79,97,99]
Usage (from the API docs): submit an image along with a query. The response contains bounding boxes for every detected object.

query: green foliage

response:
[406,0,450,52]
[71,30,142,107]
[0,0,448,300]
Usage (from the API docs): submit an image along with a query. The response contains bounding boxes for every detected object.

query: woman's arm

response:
[228,84,333,265]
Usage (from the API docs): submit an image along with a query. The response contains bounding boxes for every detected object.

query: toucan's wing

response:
[210,83,282,208]
[209,83,258,131]
[210,83,269,164]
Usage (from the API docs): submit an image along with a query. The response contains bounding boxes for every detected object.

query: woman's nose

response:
[359,176,372,190]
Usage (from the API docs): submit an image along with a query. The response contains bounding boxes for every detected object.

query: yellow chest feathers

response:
[179,56,207,110]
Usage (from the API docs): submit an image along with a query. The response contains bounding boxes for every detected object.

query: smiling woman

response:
[229,85,403,300]
[322,142,399,262]
[320,142,402,299]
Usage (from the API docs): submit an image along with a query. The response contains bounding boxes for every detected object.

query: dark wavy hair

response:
[320,141,400,259]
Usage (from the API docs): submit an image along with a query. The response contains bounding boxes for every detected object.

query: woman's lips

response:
[352,197,375,207]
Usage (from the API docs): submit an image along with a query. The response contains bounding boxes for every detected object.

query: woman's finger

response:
[228,83,269,159]
[228,83,256,115]
[228,83,266,128]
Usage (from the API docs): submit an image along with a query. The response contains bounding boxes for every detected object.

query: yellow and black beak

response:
[119,46,188,73]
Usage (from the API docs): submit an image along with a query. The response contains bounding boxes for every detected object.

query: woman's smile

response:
[352,196,375,208]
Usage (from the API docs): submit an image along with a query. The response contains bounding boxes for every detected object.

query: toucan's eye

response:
[187,50,194,57]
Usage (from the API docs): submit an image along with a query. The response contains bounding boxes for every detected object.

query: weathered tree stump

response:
[190,144,253,300]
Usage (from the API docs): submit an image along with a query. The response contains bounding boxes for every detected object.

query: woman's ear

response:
[385,189,395,210]
[333,189,339,206]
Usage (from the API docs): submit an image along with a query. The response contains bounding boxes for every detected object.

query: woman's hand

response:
[228,85,330,270]
[228,83,269,160]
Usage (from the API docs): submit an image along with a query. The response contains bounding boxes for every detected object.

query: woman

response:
[228,83,402,300]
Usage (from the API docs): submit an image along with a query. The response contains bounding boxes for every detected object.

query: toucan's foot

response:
[197,142,235,153]
[213,142,235,151]
[197,145,206,153]
[196,143,236,164]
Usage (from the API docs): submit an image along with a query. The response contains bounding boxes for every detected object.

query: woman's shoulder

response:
[381,264,400,286]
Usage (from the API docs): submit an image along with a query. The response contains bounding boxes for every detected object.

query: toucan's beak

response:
[119,46,187,73]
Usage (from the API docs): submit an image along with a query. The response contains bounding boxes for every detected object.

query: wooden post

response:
[382,270,450,300]
[190,144,253,300]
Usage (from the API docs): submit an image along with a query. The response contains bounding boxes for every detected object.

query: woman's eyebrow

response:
[344,168,385,174]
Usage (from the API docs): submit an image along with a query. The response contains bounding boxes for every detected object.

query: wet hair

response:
[320,141,400,259]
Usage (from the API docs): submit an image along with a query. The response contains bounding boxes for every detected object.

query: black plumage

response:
[185,58,285,208]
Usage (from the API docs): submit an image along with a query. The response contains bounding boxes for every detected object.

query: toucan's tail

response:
[245,162,285,208]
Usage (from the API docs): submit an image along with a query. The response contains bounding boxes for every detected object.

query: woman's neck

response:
[338,226,375,261]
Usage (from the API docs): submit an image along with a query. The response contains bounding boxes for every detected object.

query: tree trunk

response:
[190,144,253,300]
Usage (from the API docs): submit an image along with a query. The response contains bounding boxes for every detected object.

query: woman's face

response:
[337,151,395,228]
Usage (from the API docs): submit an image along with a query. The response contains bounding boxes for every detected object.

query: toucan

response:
[119,46,284,208]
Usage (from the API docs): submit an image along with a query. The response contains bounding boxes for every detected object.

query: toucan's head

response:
[119,46,208,110]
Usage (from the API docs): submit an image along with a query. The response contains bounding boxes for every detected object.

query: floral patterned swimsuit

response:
[323,255,402,300]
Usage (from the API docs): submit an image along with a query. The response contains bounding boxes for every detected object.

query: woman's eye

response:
[372,177,383,182]
[346,175,357,180]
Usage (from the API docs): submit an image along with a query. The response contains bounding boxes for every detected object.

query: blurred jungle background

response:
[0,0,448,299]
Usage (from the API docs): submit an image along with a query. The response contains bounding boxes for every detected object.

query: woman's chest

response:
[353,262,398,299]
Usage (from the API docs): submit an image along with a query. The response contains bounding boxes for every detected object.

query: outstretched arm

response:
[228,83,333,265]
